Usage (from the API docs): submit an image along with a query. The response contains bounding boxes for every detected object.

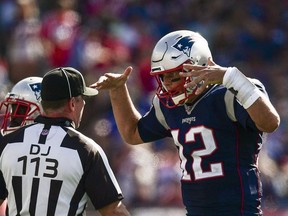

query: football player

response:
[93,30,280,215]
[0,76,42,216]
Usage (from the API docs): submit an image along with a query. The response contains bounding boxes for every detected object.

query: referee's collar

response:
[35,115,75,128]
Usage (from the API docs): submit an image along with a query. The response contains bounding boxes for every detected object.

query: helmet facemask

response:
[154,63,199,108]
[0,96,41,134]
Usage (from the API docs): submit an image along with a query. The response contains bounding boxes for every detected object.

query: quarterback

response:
[93,30,280,215]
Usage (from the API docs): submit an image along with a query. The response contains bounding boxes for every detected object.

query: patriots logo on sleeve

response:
[172,36,195,57]
[29,82,42,101]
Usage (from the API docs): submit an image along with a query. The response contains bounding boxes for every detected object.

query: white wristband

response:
[223,67,261,109]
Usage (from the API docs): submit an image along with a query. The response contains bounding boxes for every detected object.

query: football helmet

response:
[0,77,42,134]
[150,30,212,108]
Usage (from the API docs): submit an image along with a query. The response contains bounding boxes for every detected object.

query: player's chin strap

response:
[171,77,198,106]
[223,67,264,109]
[172,93,187,105]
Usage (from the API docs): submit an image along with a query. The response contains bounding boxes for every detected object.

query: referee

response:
[0,67,130,216]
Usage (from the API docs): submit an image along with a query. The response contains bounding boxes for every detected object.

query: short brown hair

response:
[41,99,68,112]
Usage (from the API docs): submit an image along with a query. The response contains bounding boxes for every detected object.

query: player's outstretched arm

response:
[91,67,144,144]
[180,58,280,133]
[98,201,131,216]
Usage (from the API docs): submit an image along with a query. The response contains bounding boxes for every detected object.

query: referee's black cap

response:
[41,67,98,101]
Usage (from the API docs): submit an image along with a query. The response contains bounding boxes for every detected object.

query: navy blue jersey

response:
[0,116,123,215]
[138,84,265,216]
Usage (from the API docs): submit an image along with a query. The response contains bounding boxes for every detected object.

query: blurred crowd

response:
[0,0,288,213]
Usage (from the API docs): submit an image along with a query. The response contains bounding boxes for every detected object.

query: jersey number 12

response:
[172,126,223,181]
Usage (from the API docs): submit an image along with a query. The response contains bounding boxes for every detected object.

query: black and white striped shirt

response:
[0,116,123,215]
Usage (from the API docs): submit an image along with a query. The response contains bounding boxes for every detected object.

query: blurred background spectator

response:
[0,0,287,215]
[6,0,45,83]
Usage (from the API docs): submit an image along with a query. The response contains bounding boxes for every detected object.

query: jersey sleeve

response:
[84,143,123,209]
[138,102,171,143]
[225,78,267,131]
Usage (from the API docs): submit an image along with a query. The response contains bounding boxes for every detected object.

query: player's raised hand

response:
[180,58,227,95]
[91,66,133,90]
